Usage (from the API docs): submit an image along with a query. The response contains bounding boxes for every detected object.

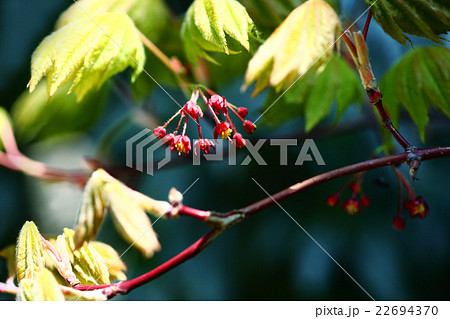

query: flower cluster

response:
[391,168,430,231]
[152,88,256,156]
[326,174,370,216]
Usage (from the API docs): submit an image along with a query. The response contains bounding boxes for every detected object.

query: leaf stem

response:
[362,10,372,40]
[136,29,191,96]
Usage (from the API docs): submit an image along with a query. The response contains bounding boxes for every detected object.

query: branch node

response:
[406,148,421,181]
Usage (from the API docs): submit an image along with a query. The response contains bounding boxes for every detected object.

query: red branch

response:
[73,145,450,297]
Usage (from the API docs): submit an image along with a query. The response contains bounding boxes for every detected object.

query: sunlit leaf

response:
[74,169,169,257]
[63,228,110,285]
[17,279,35,301]
[16,221,45,283]
[74,170,109,249]
[56,0,170,43]
[104,182,161,258]
[33,269,65,301]
[244,0,341,95]
[366,0,450,46]
[380,46,450,141]
[91,241,127,281]
[181,0,255,65]
[28,12,145,101]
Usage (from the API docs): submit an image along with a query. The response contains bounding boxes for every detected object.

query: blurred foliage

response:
[366,0,450,46]
[11,81,107,144]
[260,55,363,130]
[381,46,450,141]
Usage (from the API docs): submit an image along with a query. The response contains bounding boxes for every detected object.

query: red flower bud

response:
[393,215,405,230]
[163,133,175,146]
[233,133,246,148]
[342,198,361,216]
[243,120,256,134]
[326,194,340,207]
[153,126,166,139]
[360,195,371,207]
[238,107,248,118]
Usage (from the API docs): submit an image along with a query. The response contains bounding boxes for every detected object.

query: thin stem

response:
[362,10,372,40]
[374,100,411,149]
[137,30,178,77]
[393,167,416,199]
[136,30,191,97]
[175,204,211,220]
[238,146,450,217]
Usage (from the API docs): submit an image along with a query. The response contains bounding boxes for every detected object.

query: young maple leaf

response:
[28,12,145,101]
[244,0,341,96]
[181,0,255,65]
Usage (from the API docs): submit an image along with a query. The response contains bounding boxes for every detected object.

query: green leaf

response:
[63,228,110,285]
[366,0,450,46]
[16,221,45,283]
[11,81,107,144]
[244,0,341,95]
[380,46,450,141]
[28,12,145,101]
[181,0,255,65]
[261,55,362,130]
[56,0,170,43]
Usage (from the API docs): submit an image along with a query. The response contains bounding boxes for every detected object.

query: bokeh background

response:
[1,0,449,300]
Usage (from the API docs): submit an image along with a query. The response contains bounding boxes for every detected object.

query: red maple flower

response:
[404,196,429,218]
[194,139,215,155]
[209,94,227,115]
[171,135,191,155]
[214,122,232,141]
[181,100,203,120]
[342,198,361,216]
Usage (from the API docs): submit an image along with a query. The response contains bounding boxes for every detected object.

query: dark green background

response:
[0,0,449,300]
